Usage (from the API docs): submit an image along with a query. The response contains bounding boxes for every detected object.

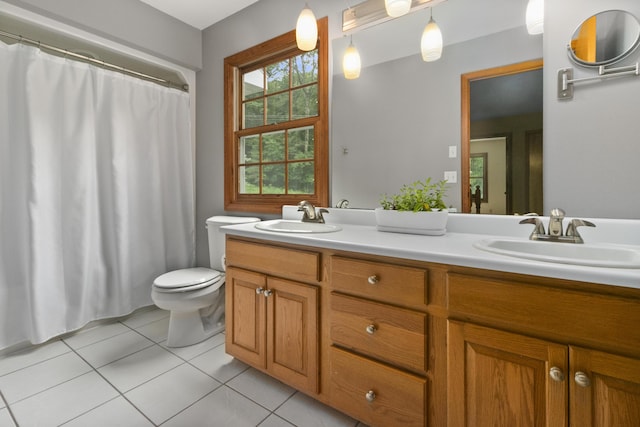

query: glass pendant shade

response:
[421,17,443,62]
[343,39,361,79]
[385,0,411,18]
[296,4,318,51]
[526,0,544,35]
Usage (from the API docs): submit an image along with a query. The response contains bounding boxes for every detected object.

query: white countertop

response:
[221,207,640,290]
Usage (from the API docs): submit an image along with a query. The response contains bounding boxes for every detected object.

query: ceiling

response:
[470,69,543,122]
[138,0,261,30]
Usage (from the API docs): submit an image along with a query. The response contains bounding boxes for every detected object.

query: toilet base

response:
[162,287,226,348]
[166,309,224,348]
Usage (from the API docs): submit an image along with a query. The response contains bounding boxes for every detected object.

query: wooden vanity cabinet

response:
[224,239,320,394]
[446,271,640,427]
[224,235,640,427]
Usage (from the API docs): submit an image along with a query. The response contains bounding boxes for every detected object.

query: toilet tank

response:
[206,216,261,270]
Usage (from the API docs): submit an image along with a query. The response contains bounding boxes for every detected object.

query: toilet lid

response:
[154,267,222,291]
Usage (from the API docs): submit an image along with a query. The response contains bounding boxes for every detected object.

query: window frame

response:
[224,17,328,214]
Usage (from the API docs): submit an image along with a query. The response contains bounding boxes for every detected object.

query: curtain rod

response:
[0,29,189,92]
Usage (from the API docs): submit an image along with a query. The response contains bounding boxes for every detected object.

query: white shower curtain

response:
[0,42,195,350]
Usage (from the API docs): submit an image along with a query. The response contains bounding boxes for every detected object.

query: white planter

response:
[374,208,448,236]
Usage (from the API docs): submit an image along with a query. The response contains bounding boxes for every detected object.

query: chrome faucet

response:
[519,208,595,243]
[297,201,328,223]
[336,199,350,209]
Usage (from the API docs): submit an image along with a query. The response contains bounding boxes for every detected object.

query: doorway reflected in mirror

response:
[462,60,543,215]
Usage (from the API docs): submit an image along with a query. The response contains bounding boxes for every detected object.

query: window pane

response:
[470,156,484,177]
[292,85,318,120]
[288,161,314,194]
[262,131,285,162]
[266,93,289,125]
[266,60,289,94]
[292,51,318,87]
[288,126,314,160]
[239,165,260,194]
[239,135,260,164]
[262,164,285,194]
[243,99,263,128]
[243,69,264,100]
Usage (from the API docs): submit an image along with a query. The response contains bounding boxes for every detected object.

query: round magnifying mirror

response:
[568,10,640,67]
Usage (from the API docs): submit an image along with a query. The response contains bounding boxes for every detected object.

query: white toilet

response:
[151,215,260,347]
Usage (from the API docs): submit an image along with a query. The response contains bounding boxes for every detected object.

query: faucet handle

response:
[519,217,546,239]
[316,208,328,224]
[565,219,595,243]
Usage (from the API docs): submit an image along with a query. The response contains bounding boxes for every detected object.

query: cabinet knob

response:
[256,287,264,295]
[367,275,379,285]
[366,324,377,335]
[574,371,591,387]
[263,289,273,297]
[365,390,376,403]
[549,366,565,382]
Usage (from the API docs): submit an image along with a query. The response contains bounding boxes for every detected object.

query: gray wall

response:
[2,0,202,69]
[545,0,640,218]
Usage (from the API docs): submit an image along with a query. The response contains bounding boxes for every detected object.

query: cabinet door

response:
[448,321,568,427]
[266,277,319,393]
[570,347,640,427]
[225,267,267,368]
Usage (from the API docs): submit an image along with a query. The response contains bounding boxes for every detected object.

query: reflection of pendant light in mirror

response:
[526,0,544,35]
[421,9,443,62]
[343,36,361,79]
[385,0,411,18]
[296,3,318,51]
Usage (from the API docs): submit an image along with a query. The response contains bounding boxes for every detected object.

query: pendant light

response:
[296,3,318,51]
[343,36,361,79]
[385,0,412,18]
[526,0,544,35]
[421,9,443,62]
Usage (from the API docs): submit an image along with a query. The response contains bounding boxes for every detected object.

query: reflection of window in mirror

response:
[470,153,488,204]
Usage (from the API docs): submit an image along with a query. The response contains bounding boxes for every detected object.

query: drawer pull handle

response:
[256,287,264,295]
[365,390,376,403]
[366,324,377,335]
[367,275,379,285]
[263,289,273,298]
[549,366,565,382]
[574,371,591,388]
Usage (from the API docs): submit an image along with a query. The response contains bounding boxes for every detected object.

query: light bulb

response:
[526,0,544,35]
[296,4,318,51]
[385,0,411,18]
[421,16,443,62]
[343,39,361,79]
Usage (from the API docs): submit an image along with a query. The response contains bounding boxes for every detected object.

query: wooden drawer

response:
[331,256,427,309]
[448,272,640,357]
[330,292,427,374]
[226,238,320,283]
[329,346,426,427]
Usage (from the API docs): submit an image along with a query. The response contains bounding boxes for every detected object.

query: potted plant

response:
[376,178,449,235]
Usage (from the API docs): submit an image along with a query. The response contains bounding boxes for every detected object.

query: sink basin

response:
[474,238,640,268]
[255,219,342,234]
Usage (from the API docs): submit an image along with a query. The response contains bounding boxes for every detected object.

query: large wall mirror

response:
[331,0,543,212]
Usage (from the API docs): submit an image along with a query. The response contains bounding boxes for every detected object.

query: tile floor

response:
[0,307,364,427]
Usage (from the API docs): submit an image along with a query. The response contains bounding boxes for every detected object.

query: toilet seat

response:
[153,267,223,293]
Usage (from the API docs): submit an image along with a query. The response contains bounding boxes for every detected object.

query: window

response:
[470,153,488,203]
[224,18,328,214]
